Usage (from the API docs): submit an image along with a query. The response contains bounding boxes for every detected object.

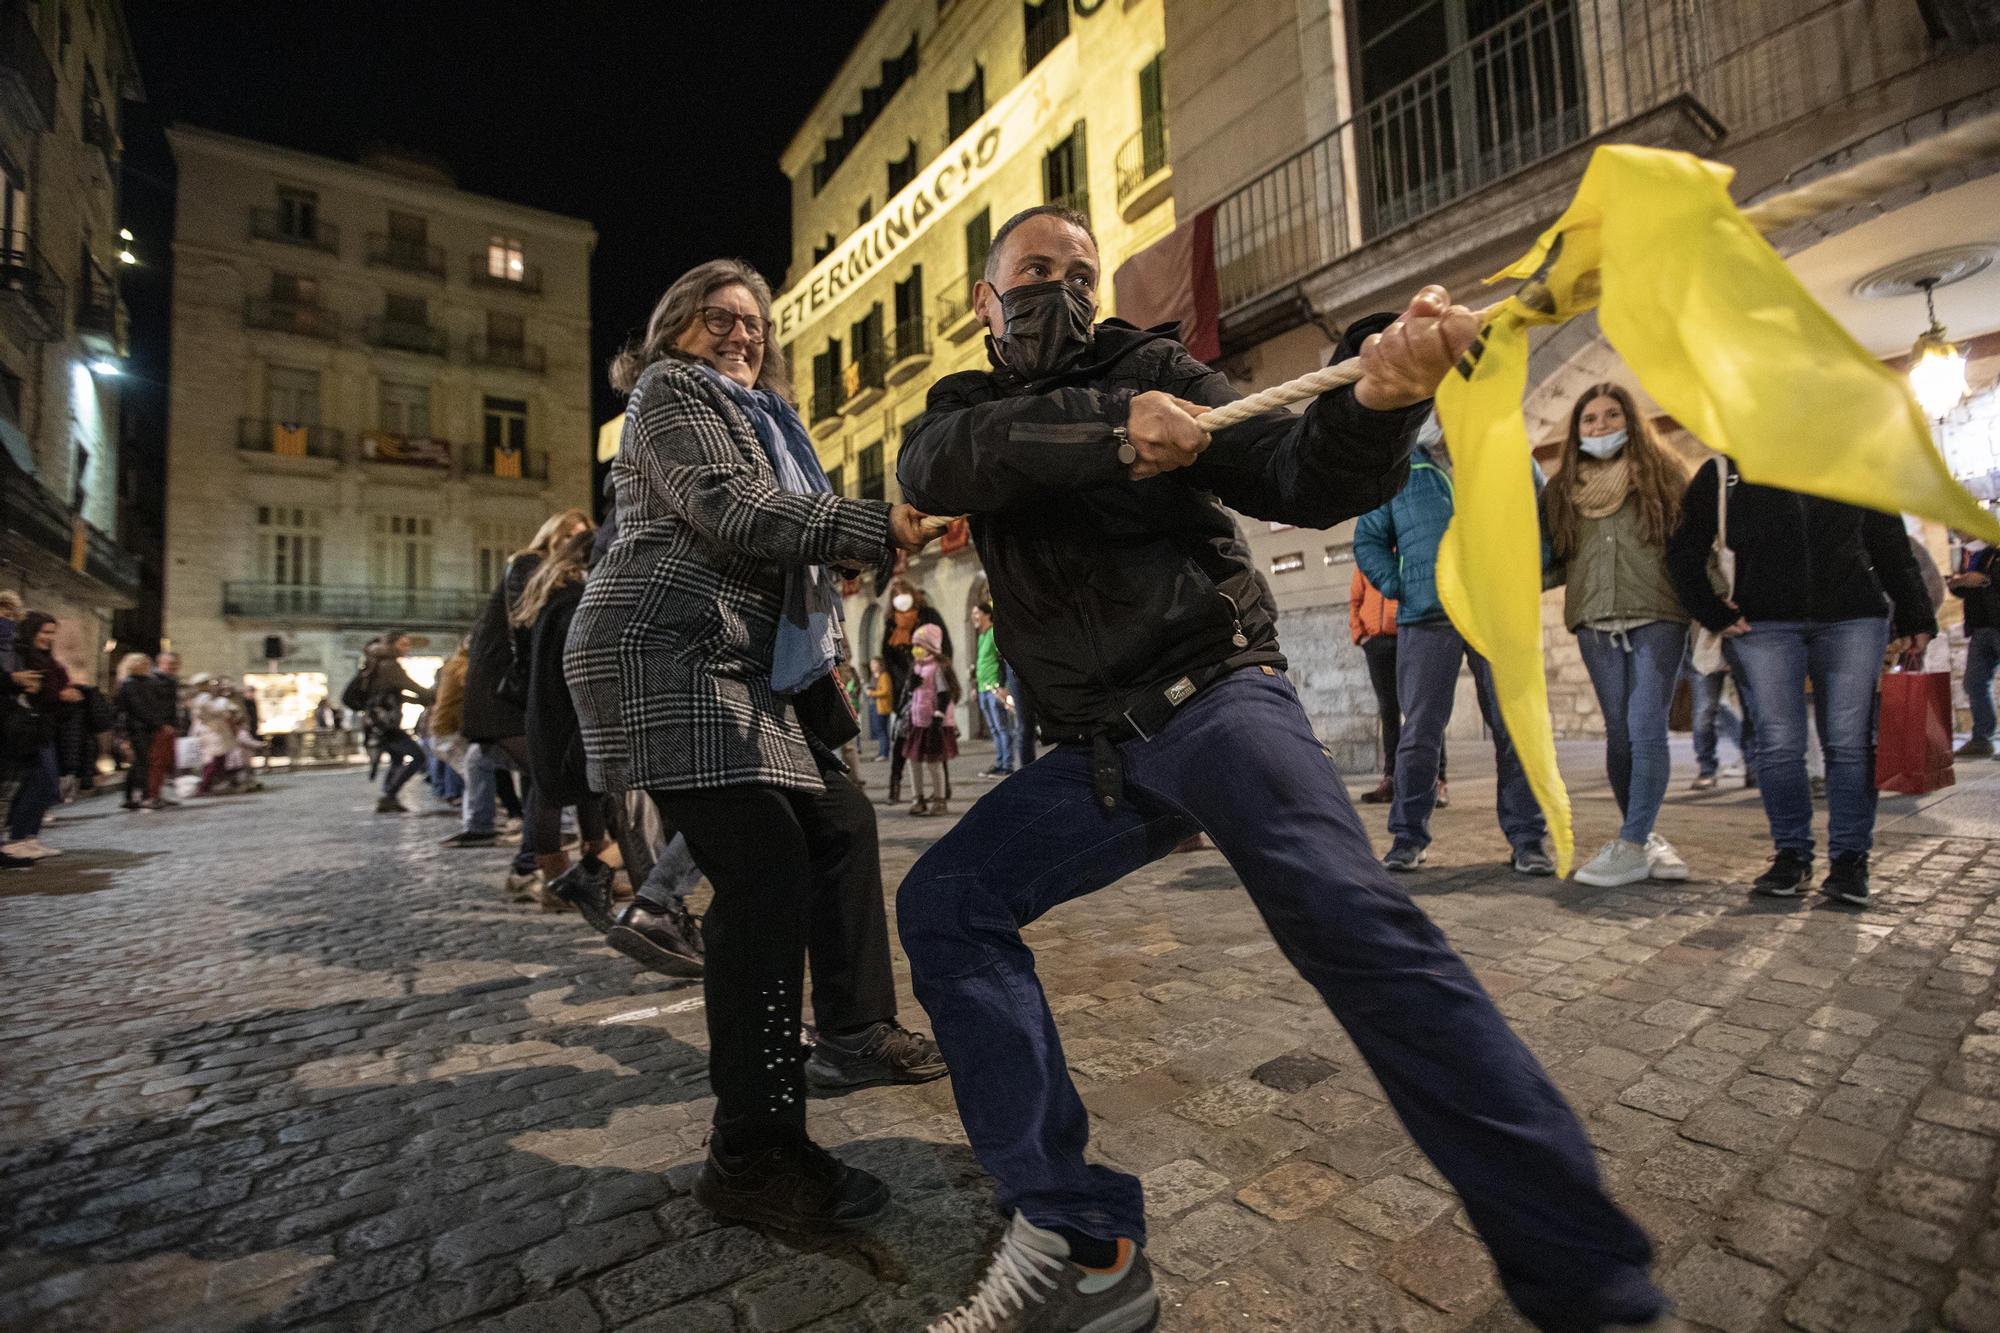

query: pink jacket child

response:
[908,657,955,731]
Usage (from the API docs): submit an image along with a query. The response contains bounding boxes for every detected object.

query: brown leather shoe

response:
[1359,776,1394,804]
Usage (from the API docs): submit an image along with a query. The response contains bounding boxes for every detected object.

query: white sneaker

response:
[1645,833,1689,881]
[2,840,51,860]
[926,1212,1156,1333]
[22,839,62,858]
[1573,839,1650,887]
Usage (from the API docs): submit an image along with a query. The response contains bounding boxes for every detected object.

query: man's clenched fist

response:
[1354,285,1481,411]
[1126,391,1212,480]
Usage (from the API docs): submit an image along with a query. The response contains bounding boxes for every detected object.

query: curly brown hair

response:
[1543,382,1688,562]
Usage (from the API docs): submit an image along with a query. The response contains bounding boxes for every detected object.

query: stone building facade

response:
[160,128,594,731]
[1150,0,2000,770]
[0,0,142,679]
[778,0,1176,673]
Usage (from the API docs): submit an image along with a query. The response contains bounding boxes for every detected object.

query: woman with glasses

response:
[566,259,948,1234]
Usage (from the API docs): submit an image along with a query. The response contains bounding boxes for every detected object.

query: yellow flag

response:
[1437,144,2000,876]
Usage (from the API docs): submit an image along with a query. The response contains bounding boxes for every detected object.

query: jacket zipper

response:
[1396,461,1453,588]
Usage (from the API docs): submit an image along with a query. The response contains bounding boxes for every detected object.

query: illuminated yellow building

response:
[778,0,1174,653]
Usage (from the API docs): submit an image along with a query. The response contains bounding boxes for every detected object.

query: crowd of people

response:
[5,198,1991,1333]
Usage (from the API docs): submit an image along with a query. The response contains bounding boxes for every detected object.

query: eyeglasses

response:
[695,306,767,342]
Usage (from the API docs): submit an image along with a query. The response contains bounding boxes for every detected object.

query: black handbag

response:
[788,673,859,751]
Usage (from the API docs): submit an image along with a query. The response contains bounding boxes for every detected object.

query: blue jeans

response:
[1389,620,1547,852]
[380,732,426,797]
[898,669,1661,1331]
[868,708,892,759]
[1576,621,1688,844]
[461,741,503,835]
[978,690,1017,771]
[1725,617,1888,859]
[7,741,59,840]
[1966,627,2000,742]
[1685,662,1744,775]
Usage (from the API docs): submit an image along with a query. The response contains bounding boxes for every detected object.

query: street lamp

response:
[88,358,121,377]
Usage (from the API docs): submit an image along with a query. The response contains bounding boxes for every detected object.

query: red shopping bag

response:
[1876,670,1955,795]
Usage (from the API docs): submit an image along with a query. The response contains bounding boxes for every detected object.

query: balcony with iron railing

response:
[888,316,931,383]
[76,264,125,357]
[810,380,847,429]
[0,232,64,342]
[469,255,543,295]
[1116,119,1171,220]
[0,440,138,604]
[367,233,445,279]
[237,417,342,461]
[249,207,339,255]
[0,0,55,130]
[81,96,115,165]
[1024,2,1069,73]
[474,448,549,483]
[222,582,488,625]
[363,315,447,358]
[470,338,546,374]
[1209,0,1750,329]
[935,276,982,343]
[843,346,889,414]
[244,295,338,342]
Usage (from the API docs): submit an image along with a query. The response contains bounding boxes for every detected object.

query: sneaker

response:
[550,857,617,932]
[1752,849,1814,897]
[692,1134,889,1234]
[375,795,407,814]
[1645,833,1690,881]
[605,903,705,977]
[1382,841,1427,872]
[805,1021,948,1093]
[1689,773,1717,791]
[1359,776,1393,804]
[1821,853,1870,907]
[1573,840,1650,888]
[1955,737,1995,758]
[439,829,498,848]
[1433,781,1450,809]
[503,869,543,902]
[982,767,1009,780]
[927,1211,1157,1333]
[11,839,60,859]
[1512,844,1556,876]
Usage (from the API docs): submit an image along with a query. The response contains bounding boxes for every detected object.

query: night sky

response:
[117,0,886,450]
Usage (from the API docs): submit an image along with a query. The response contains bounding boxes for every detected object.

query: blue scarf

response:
[696,363,845,694]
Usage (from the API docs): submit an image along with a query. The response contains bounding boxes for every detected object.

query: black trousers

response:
[1361,634,1444,782]
[653,766,897,1147]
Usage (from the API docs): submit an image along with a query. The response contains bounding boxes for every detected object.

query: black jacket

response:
[1952,543,2000,631]
[897,320,1419,736]
[115,675,177,733]
[526,581,592,806]
[1665,459,1936,638]
[463,554,539,742]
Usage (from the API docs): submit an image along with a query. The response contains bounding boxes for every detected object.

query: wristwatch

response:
[1112,425,1136,467]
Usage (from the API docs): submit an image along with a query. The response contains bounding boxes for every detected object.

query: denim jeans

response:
[978,690,1016,772]
[1966,627,2000,742]
[1576,621,1688,844]
[461,741,506,835]
[1724,617,1888,859]
[380,732,426,797]
[1686,664,1744,776]
[7,741,59,840]
[868,708,892,759]
[897,669,1659,1331]
[1388,621,1546,852]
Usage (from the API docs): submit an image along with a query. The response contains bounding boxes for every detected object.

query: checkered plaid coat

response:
[565,358,893,794]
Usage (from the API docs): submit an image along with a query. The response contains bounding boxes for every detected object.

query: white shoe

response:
[1573,839,1650,887]
[21,839,60,858]
[2,840,45,860]
[1645,833,1689,881]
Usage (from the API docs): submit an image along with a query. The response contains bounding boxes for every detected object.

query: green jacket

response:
[1546,493,1687,631]
[975,627,1003,692]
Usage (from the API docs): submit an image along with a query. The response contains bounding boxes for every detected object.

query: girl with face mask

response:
[878,580,949,806]
[1541,382,1694,889]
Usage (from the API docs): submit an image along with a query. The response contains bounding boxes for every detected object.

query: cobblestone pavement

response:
[3,745,2000,1333]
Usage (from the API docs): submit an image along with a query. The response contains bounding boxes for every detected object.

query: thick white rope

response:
[1192,111,2000,433]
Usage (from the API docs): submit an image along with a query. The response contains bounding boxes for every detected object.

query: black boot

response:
[692,1134,888,1233]
[605,902,704,977]
[550,856,617,932]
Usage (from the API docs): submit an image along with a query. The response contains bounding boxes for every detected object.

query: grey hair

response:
[984,205,1096,284]
[609,258,792,401]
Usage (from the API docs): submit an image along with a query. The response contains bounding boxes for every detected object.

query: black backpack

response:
[339,666,371,713]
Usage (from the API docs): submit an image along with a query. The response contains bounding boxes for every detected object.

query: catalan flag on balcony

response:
[492,445,522,480]
[1434,143,2000,876]
[271,422,308,457]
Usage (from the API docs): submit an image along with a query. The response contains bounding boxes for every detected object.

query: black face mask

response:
[985,279,1097,382]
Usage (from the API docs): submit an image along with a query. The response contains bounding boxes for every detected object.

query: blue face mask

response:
[1578,429,1627,460]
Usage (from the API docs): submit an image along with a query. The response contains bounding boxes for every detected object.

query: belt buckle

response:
[1120,708,1153,743]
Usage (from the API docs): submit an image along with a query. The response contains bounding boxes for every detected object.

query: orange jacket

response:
[1349,568,1397,644]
